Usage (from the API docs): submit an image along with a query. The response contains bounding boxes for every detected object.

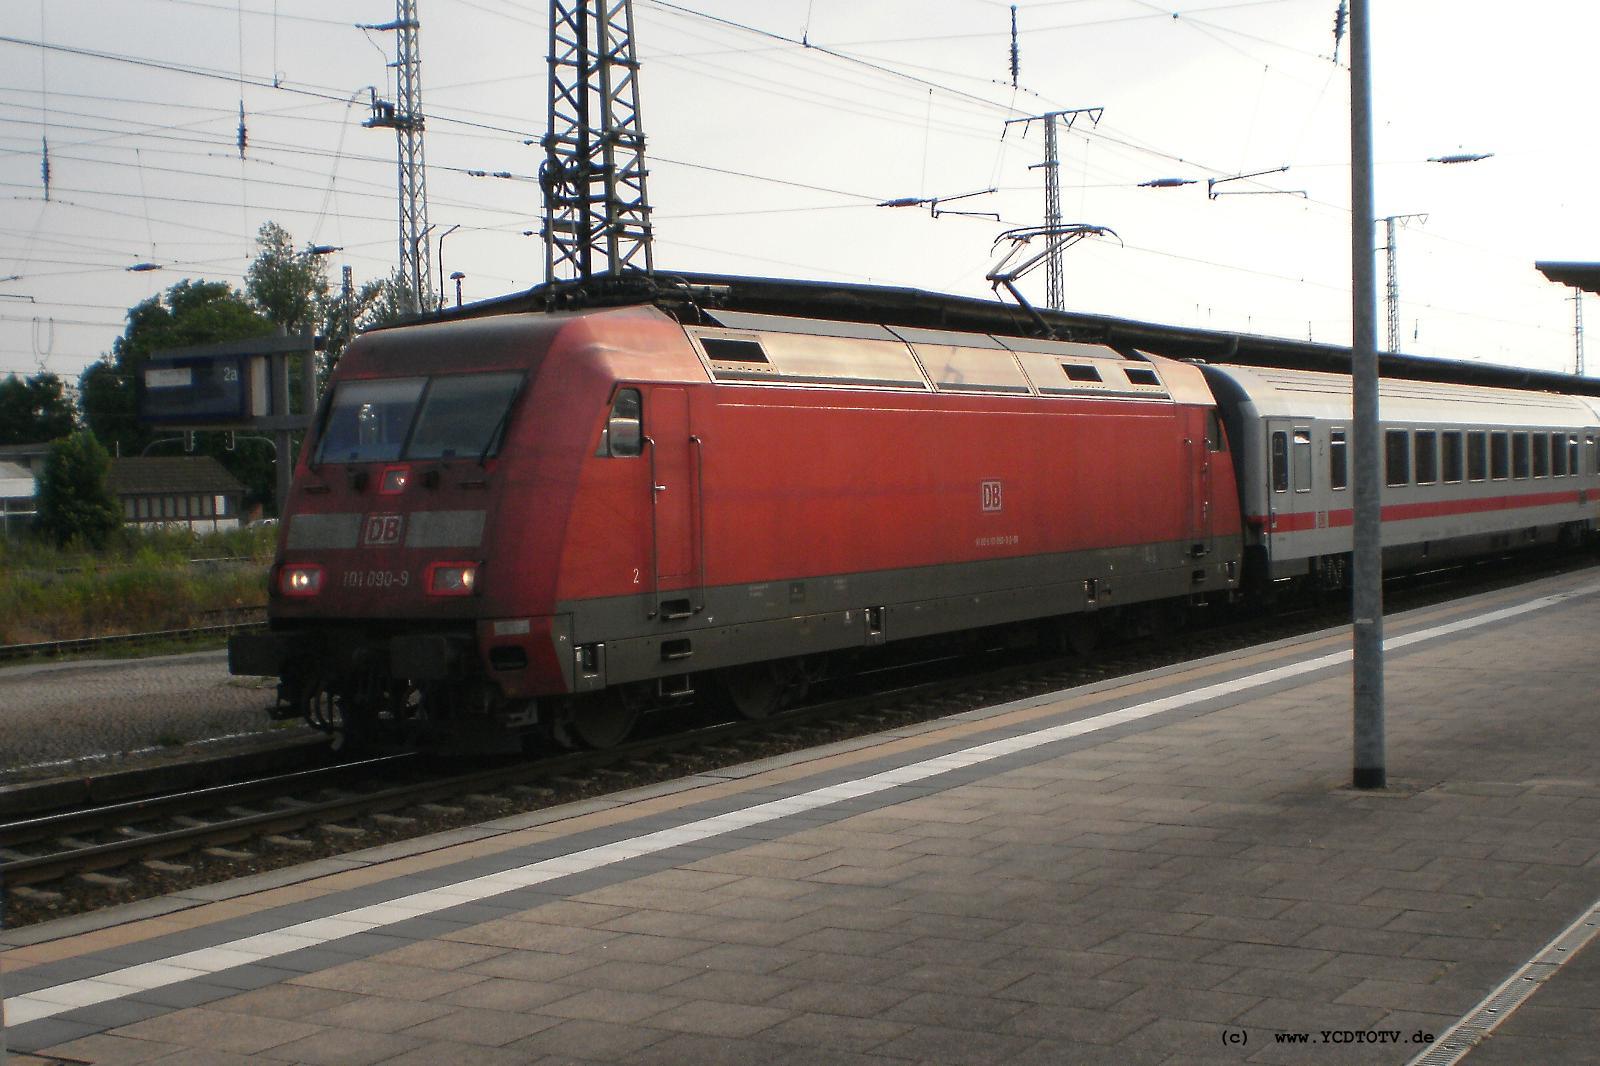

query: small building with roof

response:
[0,458,36,537]
[107,456,247,533]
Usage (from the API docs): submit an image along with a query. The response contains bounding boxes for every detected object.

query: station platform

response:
[4,567,1599,1065]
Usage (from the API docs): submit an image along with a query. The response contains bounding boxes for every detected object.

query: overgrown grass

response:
[0,525,275,645]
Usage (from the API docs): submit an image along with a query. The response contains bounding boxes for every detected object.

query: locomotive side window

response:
[1292,429,1312,493]
[1442,432,1464,483]
[1329,429,1348,490]
[1532,433,1550,478]
[1468,432,1488,481]
[1414,431,1438,485]
[602,389,643,458]
[1491,432,1510,479]
[1271,432,1289,492]
[316,377,426,463]
[1552,434,1569,476]
[1511,432,1530,479]
[407,372,524,461]
[1205,410,1226,452]
[1385,429,1410,486]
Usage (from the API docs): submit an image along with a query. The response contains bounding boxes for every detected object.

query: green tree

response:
[245,221,332,337]
[357,268,421,332]
[36,430,123,548]
[0,371,75,444]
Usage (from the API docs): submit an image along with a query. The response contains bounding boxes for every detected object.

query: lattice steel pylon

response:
[363,0,433,312]
[541,0,654,283]
[1378,212,1426,353]
[1003,108,1101,312]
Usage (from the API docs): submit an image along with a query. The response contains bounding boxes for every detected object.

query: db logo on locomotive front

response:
[362,513,405,547]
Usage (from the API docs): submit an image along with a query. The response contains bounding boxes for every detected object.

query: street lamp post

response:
[437,224,461,308]
[450,271,465,308]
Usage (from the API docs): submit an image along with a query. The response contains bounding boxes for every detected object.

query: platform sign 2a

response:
[135,332,319,510]
[136,353,257,426]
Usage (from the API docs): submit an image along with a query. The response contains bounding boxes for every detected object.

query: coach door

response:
[1265,421,1313,556]
[646,387,700,618]
[1188,409,1220,557]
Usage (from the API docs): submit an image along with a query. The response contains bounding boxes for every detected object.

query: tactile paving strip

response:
[1410,901,1600,1066]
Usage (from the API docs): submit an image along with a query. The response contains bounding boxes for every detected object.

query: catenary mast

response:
[542,0,654,282]
[363,0,433,312]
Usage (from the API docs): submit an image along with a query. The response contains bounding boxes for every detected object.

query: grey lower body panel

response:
[560,538,1242,690]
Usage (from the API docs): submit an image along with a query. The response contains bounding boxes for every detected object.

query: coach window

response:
[1532,433,1550,477]
[1490,432,1510,479]
[601,389,643,458]
[1512,433,1530,479]
[1442,432,1464,483]
[1329,429,1348,490]
[1292,430,1312,492]
[1468,432,1487,481]
[1385,429,1410,486]
[1574,435,1585,476]
[1552,434,1569,476]
[1588,435,1598,475]
[1271,431,1289,492]
[1414,431,1438,485]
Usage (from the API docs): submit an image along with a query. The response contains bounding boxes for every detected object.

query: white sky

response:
[2,0,1597,382]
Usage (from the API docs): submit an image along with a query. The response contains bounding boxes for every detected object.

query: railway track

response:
[0,613,265,665]
[4,551,1593,930]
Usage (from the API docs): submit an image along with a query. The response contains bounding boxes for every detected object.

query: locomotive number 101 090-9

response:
[341,569,411,589]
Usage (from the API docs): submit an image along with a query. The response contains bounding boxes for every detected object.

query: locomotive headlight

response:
[278,563,324,597]
[425,561,480,597]
[379,464,411,495]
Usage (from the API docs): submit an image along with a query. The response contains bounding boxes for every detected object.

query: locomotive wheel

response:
[566,690,641,749]
[720,660,809,720]
[1064,616,1101,658]
[330,696,378,754]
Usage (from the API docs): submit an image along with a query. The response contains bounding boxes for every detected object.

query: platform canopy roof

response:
[1535,261,1600,295]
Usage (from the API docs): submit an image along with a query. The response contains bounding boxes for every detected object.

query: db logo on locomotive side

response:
[981,480,1003,513]
[362,513,405,547]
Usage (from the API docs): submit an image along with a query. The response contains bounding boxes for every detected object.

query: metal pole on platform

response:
[1,873,9,1063]
[1350,0,1385,789]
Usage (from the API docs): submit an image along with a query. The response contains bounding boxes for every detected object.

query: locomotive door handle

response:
[690,435,706,615]
[645,435,661,619]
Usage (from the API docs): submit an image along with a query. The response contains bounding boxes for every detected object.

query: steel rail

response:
[0,617,265,664]
[0,754,414,849]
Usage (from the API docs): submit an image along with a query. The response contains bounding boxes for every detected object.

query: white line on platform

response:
[5,581,1598,1029]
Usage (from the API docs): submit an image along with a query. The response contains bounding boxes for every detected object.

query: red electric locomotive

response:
[230,282,1243,748]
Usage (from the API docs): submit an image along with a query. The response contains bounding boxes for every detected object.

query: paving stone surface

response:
[4,570,1599,1064]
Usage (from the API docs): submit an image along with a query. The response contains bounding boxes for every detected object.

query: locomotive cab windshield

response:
[315,371,524,464]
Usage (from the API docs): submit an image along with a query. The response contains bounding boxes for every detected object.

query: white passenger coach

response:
[1200,363,1600,587]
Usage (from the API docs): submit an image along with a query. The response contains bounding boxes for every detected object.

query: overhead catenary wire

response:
[0,2,1577,381]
